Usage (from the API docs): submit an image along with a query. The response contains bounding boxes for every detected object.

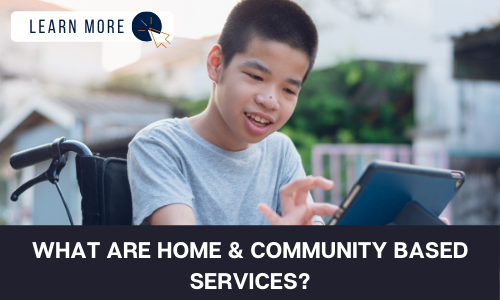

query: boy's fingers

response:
[281,177,334,201]
[440,217,450,225]
[299,177,334,193]
[280,178,314,211]
[293,177,335,206]
[280,177,312,198]
[258,203,282,225]
[309,203,339,217]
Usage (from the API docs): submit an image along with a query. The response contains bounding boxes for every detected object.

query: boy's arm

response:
[148,204,196,225]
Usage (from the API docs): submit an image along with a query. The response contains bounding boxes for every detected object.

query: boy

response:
[127,0,339,225]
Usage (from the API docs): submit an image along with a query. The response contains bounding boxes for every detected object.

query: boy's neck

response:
[187,100,251,152]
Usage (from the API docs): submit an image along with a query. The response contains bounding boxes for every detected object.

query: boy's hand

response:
[258,176,338,225]
[257,175,451,226]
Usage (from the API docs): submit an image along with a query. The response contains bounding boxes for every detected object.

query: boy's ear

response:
[207,44,224,83]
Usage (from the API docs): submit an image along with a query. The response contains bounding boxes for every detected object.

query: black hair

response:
[217,0,319,83]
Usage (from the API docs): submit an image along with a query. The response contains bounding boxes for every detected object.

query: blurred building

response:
[0,95,171,224]
[448,26,500,224]
[297,0,500,224]
[291,0,500,153]
[0,0,172,224]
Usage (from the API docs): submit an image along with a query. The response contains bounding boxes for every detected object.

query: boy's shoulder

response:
[131,118,183,141]
[265,130,294,148]
[262,131,298,163]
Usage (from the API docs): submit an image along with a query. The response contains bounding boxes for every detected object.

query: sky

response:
[41,0,241,71]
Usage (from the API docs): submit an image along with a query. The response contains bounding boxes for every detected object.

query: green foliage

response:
[280,60,416,174]
[176,98,209,117]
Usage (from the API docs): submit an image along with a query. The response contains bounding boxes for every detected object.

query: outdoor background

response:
[0,0,499,225]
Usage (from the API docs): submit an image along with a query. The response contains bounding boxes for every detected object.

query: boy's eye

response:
[284,88,296,95]
[246,73,263,81]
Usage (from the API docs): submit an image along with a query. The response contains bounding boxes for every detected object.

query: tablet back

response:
[331,160,465,225]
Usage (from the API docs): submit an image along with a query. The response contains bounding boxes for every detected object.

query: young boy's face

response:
[213,36,310,144]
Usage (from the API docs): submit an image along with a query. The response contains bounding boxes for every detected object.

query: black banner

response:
[0,226,498,299]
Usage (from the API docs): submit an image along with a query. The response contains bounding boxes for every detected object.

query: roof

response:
[0,94,172,150]
[53,95,173,149]
[453,26,500,52]
[453,25,500,81]
[51,94,171,119]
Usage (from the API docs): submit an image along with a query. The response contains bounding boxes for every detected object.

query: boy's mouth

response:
[244,112,273,127]
[244,112,273,135]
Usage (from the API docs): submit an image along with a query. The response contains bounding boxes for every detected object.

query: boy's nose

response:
[255,93,279,111]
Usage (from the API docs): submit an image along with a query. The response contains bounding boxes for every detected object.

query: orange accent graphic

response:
[149,28,171,48]
[141,20,147,26]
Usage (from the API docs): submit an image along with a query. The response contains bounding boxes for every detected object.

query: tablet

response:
[328,160,465,225]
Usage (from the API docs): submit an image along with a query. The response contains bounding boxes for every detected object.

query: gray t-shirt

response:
[127,117,324,225]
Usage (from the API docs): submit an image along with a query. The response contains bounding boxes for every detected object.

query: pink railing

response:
[311,144,449,205]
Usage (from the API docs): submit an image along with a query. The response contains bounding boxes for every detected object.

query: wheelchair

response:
[9,137,132,225]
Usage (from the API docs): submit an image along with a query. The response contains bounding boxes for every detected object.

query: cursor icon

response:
[149,28,170,48]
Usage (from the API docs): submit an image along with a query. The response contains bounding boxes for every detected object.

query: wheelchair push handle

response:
[10,143,52,170]
[9,137,93,225]
[10,138,92,170]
